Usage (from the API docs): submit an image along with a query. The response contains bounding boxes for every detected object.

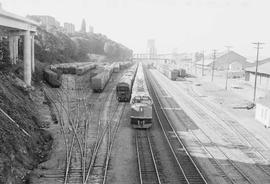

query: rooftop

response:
[245,61,270,75]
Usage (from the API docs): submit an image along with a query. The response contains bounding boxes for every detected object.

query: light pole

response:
[211,50,217,82]
[201,50,205,76]
[225,46,232,90]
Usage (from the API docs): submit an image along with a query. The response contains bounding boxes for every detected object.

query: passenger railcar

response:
[116,64,137,102]
[130,63,153,128]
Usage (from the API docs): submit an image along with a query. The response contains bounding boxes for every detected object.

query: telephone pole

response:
[225,46,233,90]
[211,50,217,82]
[252,42,265,103]
[202,50,205,76]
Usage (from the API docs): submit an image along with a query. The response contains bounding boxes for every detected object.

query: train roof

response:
[131,62,151,99]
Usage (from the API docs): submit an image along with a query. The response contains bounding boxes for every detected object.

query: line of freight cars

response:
[130,63,153,129]
[91,61,132,93]
[116,64,138,102]
[154,63,186,81]
[44,62,96,87]
[91,64,113,92]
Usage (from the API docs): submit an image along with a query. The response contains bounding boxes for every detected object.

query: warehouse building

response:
[245,59,270,90]
[210,51,248,71]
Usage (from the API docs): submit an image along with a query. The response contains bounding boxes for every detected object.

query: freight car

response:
[76,63,96,75]
[130,63,153,128]
[43,66,62,87]
[119,61,131,70]
[116,64,138,102]
[112,63,120,73]
[91,64,113,92]
[155,63,179,80]
[50,62,96,75]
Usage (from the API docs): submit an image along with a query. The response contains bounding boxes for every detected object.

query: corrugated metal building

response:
[210,51,248,71]
[245,59,270,90]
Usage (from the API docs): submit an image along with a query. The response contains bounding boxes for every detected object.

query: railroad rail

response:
[148,69,262,184]
[186,85,270,178]
[144,68,208,184]
[136,129,161,184]
[41,69,126,184]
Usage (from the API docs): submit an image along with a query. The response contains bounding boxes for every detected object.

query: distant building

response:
[245,59,270,90]
[64,22,75,34]
[27,15,60,31]
[80,18,86,33]
[89,26,94,34]
[147,39,157,59]
[255,94,270,128]
[212,51,248,71]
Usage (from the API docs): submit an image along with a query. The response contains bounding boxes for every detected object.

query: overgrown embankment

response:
[0,71,52,184]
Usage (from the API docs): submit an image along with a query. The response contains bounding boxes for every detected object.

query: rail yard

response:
[28,59,270,184]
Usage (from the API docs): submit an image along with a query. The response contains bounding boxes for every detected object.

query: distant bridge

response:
[132,53,174,62]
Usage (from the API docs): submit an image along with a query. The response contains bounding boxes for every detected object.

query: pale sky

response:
[1,0,270,60]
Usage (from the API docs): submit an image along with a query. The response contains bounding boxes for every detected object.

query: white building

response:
[64,22,75,34]
[256,95,270,128]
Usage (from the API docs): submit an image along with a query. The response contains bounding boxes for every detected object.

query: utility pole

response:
[225,46,233,90]
[211,50,217,82]
[252,42,264,103]
[202,50,205,76]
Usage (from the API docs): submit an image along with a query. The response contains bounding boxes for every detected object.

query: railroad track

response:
[42,72,116,184]
[144,68,208,184]
[186,85,270,178]
[136,129,161,184]
[148,69,266,183]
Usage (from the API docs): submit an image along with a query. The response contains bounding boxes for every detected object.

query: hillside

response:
[0,24,133,183]
[34,27,133,64]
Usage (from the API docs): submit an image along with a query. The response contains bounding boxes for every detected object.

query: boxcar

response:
[91,64,113,92]
[43,66,62,87]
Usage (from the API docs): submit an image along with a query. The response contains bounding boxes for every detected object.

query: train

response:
[44,62,96,87]
[50,62,96,75]
[155,62,186,80]
[130,62,153,128]
[91,64,113,92]
[116,64,138,102]
[112,62,120,73]
[43,65,62,87]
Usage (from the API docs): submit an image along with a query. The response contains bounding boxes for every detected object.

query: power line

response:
[252,42,265,103]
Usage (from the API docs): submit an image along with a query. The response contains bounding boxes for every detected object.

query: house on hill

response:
[245,59,270,90]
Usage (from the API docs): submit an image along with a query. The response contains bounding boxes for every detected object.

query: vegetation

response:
[34,27,133,64]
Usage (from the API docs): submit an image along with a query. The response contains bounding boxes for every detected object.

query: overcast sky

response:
[1,0,270,60]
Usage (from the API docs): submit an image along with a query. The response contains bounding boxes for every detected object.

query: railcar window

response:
[117,86,128,91]
[132,96,152,105]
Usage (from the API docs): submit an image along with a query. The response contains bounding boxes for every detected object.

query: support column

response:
[31,35,35,73]
[24,30,31,86]
[14,36,19,64]
[9,35,19,64]
[8,36,14,64]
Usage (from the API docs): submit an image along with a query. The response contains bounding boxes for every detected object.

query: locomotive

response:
[130,62,153,128]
